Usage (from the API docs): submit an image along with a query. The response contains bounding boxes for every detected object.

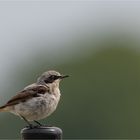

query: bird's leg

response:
[34,120,53,127]
[20,115,34,128]
[34,120,43,126]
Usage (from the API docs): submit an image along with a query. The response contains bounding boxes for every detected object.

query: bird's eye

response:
[44,75,57,83]
[50,75,55,79]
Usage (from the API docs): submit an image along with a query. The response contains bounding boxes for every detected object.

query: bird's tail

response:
[0,105,9,112]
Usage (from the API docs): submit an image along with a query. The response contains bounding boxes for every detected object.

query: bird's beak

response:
[60,75,69,79]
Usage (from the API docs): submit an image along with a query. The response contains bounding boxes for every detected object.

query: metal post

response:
[21,126,62,140]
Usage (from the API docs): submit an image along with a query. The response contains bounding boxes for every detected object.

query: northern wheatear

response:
[0,70,68,126]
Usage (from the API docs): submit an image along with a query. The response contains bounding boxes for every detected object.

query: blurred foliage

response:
[1,36,140,138]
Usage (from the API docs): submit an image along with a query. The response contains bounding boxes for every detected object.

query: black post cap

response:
[21,126,62,140]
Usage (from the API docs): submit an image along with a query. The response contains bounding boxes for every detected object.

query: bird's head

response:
[37,70,69,86]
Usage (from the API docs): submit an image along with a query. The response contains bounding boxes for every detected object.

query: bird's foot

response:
[25,124,35,129]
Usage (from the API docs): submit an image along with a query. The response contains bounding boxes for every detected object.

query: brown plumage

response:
[0,85,49,110]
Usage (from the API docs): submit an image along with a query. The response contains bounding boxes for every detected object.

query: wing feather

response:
[5,85,49,106]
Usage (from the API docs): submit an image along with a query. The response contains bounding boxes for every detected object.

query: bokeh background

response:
[1,0,140,139]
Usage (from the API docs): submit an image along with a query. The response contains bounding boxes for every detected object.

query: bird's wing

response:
[4,84,49,107]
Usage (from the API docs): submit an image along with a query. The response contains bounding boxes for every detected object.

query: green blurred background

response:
[1,0,140,139]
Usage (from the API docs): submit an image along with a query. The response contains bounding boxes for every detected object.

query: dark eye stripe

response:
[44,75,60,83]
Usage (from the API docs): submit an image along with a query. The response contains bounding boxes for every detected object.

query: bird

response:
[0,70,69,127]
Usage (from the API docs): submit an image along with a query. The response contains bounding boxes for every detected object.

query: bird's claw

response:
[26,124,35,129]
